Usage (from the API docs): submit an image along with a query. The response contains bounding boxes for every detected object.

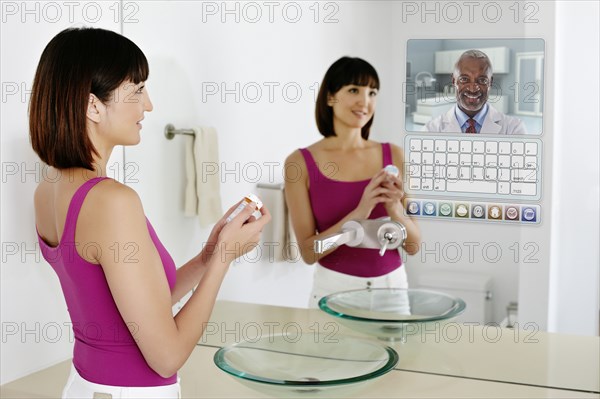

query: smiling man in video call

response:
[425,49,527,134]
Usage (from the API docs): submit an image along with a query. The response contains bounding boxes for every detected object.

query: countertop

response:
[2,300,599,398]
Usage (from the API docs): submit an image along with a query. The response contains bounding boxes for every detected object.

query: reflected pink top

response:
[299,143,402,277]
[37,177,177,387]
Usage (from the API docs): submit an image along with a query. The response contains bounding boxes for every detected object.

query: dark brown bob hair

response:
[315,56,380,140]
[29,27,149,170]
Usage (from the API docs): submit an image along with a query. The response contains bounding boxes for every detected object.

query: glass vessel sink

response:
[319,288,466,341]
[213,333,398,398]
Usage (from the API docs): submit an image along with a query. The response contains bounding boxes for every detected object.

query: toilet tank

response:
[416,271,493,324]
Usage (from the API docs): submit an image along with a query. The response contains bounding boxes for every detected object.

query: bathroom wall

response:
[548,0,599,335]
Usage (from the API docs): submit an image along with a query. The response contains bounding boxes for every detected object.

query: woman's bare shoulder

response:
[33,179,52,206]
[285,140,324,166]
[87,178,143,214]
[285,148,303,163]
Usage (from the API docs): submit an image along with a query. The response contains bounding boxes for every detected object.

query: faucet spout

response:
[313,221,364,254]
[314,230,355,254]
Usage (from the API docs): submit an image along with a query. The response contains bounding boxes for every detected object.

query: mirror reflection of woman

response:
[30,27,270,398]
[285,57,421,308]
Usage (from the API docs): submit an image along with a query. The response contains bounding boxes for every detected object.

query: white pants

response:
[308,265,408,308]
[62,365,181,399]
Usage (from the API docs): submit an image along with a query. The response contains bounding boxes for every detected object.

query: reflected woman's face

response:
[452,57,492,116]
[328,84,378,130]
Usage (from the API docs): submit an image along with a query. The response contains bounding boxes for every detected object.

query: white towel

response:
[258,184,298,262]
[284,209,298,262]
[184,127,223,226]
[183,134,197,216]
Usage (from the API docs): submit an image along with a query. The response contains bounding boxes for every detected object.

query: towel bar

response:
[164,124,195,140]
[257,183,284,190]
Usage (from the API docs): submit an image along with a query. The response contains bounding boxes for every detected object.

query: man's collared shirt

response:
[455,103,489,133]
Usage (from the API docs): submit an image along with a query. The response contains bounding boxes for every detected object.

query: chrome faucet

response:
[313,218,407,256]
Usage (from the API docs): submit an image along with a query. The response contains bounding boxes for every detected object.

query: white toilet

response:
[416,270,493,324]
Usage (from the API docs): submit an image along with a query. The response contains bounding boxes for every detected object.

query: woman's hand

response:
[198,202,238,264]
[213,200,271,265]
[350,170,394,219]
[381,172,406,217]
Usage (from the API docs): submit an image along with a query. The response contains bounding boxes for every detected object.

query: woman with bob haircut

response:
[284,56,420,308]
[30,27,270,398]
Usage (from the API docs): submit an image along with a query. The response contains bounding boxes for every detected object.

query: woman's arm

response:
[383,143,421,255]
[284,150,393,264]
[170,257,205,306]
[88,181,270,378]
[170,214,228,305]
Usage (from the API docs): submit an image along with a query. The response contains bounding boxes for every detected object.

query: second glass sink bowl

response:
[319,288,466,341]
[214,332,398,398]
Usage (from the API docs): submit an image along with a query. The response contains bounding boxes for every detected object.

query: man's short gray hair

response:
[453,50,493,78]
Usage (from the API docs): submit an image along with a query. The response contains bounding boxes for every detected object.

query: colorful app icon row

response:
[404,199,540,224]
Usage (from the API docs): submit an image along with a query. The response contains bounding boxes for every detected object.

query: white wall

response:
[548,0,600,335]
[0,2,124,385]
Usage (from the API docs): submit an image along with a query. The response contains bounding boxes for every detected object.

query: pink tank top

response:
[300,143,402,277]
[36,177,177,387]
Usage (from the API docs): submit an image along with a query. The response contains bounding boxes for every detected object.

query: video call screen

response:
[405,38,545,136]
